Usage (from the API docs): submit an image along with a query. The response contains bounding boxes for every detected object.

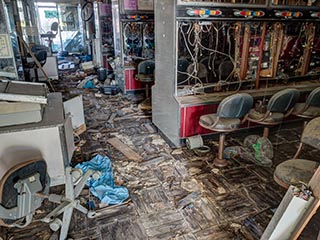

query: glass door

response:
[57,3,84,53]
[37,2,61,52]
[37,2,84,54]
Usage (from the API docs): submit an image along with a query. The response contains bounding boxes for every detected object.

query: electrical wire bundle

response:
[177,21,237,94]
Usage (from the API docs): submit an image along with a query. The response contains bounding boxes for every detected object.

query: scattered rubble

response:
[2,72,320,240]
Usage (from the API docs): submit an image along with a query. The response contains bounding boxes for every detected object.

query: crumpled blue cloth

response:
[75,154,129,205]
[84,80,95,89]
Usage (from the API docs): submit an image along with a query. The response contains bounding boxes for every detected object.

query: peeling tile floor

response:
[1,79,320,240]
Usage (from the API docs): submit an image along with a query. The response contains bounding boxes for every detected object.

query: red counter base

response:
[180,104,218,138]
[125,68,146,91]
[179,103,299,139]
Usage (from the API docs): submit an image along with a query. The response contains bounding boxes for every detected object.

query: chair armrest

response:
[293,142,303,159]
[249,110,271,122]
[240,114,249,124]
[209,116,220,128]
[284,107,294,118]
[293,104,309,115]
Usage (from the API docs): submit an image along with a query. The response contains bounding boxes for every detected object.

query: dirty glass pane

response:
[58,4,84,53]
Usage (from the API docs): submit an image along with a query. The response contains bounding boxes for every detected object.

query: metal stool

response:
[247,89,300,138]
[291,87,320,158]
[199,93,253,167]
[293,87,320,119]
[274,117,320,188]
[135,60,155,110]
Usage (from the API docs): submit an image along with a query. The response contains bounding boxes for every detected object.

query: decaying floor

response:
[1,79,320,240]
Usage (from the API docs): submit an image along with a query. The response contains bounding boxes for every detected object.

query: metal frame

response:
[15,0,40,45]
[93,1,103,68]
[112,0,122,58]
[112,0,125,93]
[0,166,96,239]
[152,0,181,147]
[112,0,155,94]
[0,0,21,80]
[41,167,96,240]
[0,172,43,228]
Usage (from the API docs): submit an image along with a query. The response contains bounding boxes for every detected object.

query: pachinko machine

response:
[111,0,155,94]
[152,0,320,147]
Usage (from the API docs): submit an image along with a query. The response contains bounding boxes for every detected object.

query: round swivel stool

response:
[199,93,253,167]
[135,60,155,110]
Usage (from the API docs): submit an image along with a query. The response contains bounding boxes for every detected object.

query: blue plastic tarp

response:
[75,154,129,205]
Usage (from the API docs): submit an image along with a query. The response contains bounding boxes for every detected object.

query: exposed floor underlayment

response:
[1,79,319,240]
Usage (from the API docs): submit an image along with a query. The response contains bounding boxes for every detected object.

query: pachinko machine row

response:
[152,0,320,147]
[176,21,320,96]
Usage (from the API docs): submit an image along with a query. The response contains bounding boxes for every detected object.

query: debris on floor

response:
[76,154,129,205]
[224,135,273,167]
[2,74,320,240]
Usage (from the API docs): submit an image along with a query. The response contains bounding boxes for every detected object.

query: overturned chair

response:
[135,60,155,110]
[247,89,300,138]
[0,150,98,239]
[274,117,320,188]
[199,93,253,167]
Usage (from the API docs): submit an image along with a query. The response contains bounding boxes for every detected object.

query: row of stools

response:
[199,87,320,188]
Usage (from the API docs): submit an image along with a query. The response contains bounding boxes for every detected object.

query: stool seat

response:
[293,103,320,119]
[247,89,299,138]
[248,109,284,125]
[135,74,154,83]
[199,114,240,132]
[40,33,57,39]
[274,159,319,188]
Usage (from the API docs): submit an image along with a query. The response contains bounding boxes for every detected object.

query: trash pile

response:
[58,59,121,95]
[224,135,274,167]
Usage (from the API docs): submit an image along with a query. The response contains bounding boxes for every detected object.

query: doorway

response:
[37,2,84,54]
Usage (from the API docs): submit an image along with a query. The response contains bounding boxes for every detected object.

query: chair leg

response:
[34,68,39,82]
[145,83,149,99]
[263,127,269,138]
[138,82,152,110]
[59,204,74,240]
[213,133,228,167]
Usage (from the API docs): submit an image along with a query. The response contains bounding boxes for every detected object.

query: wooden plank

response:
[239,25,251,80]
[300,24,315,76]
[0,93,47,104]
[74,124,87,136]
[5,81,46,96]
[107,137,142,162]
[255,22,267,89]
